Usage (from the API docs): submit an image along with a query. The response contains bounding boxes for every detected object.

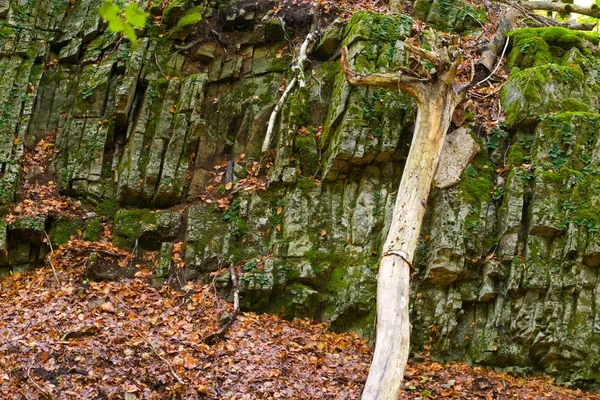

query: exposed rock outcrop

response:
[1,0,600,388]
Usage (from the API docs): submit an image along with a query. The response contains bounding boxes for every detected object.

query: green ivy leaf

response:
[108,16,125,33]
[125,3,148,29]
[123,23,137,43]
[99,0,120,22]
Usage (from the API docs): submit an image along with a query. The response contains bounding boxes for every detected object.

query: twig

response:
[154,53,168,78]
[312,71,323,102]
[203,265,240,344]
[134,329,186,385]
[43,231,61,286]
[261,76,297,152]
[129,238,138,268]
[24,367,51,399]
[474,37,510,88]
[174,38,203,53]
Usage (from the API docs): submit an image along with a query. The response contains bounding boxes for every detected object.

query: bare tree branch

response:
[403,40,442,70]
[203,265,240,344]
[340,47,430,105]
[24,367,51,399]
[521,0,600,19]
[262,77,298,153]
[134,329,187,385]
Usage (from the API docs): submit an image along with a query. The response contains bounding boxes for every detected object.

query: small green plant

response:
[223,200,247,238]
[80,84,94,100]
[243,260,257,272]
[548,141,566,170]
[465,165,478,178]
[492,185,504,201]
[487,124,508,150]
[99,1,148,43]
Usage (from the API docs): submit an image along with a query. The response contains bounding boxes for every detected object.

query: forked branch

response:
[340,47,430,105]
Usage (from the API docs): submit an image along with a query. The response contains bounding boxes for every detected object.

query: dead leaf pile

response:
[0,261,370,399]
[399,360,600,400]
[2,262,600,398]
[199,156,267,209]
[6,135,89,224]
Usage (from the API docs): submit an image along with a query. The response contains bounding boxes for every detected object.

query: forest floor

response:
[1,258,600,399]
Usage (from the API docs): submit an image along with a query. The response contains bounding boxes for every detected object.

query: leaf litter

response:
[2,259,600,399]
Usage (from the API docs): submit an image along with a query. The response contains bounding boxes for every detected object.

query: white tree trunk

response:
[361,81,462,399]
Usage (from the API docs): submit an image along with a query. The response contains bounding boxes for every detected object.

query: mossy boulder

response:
[48,217,82,247]
[502,64,586,129]
[412,0,486,33]
[83,218,102,241]
[162,0,189,26]
[9,215,45,244]
[138,210,182,250]
[312,22,344,61]
[113,209,154,249]
[169,5,203,40]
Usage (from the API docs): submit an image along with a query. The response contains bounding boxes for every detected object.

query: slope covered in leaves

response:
[1,260,600,399]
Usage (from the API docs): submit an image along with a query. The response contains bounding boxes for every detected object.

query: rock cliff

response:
[2,0,600,387]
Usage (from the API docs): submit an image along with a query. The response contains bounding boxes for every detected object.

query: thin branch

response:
[341,47,429,104]
[474,37,510,88]
[24,367,51,399]
[292,31,316,88]
[134,329,186,385]
[203,265,240,344]
[43,231,61,286]
[154,53,168,78]
[174,38,203,53]
[261,77,297,153]
[311,70,323,102]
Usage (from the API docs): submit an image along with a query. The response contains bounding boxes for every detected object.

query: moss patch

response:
[83,218,102,241]
[114,209,155,248]
[49,218,83,247]
[532,113,600,233]
[502,64,585,128]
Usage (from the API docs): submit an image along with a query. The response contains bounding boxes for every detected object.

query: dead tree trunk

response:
[342,35,468,399]
[519,0,600,19]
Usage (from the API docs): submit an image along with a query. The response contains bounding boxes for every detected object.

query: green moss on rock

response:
[83,218,102,241]
[48,218,81,247]
[502,64,585,128]
[114,209,154,248]
[169,5,203,40]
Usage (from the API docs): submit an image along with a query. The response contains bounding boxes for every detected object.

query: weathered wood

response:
[363,83,463,399]
[522,0,600,19]
[342,40,466,399]
[499,0,596,31]
[476,8,520,81]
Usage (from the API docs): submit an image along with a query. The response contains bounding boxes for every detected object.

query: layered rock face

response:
[2,0,600,387]
[413,27,600,386]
